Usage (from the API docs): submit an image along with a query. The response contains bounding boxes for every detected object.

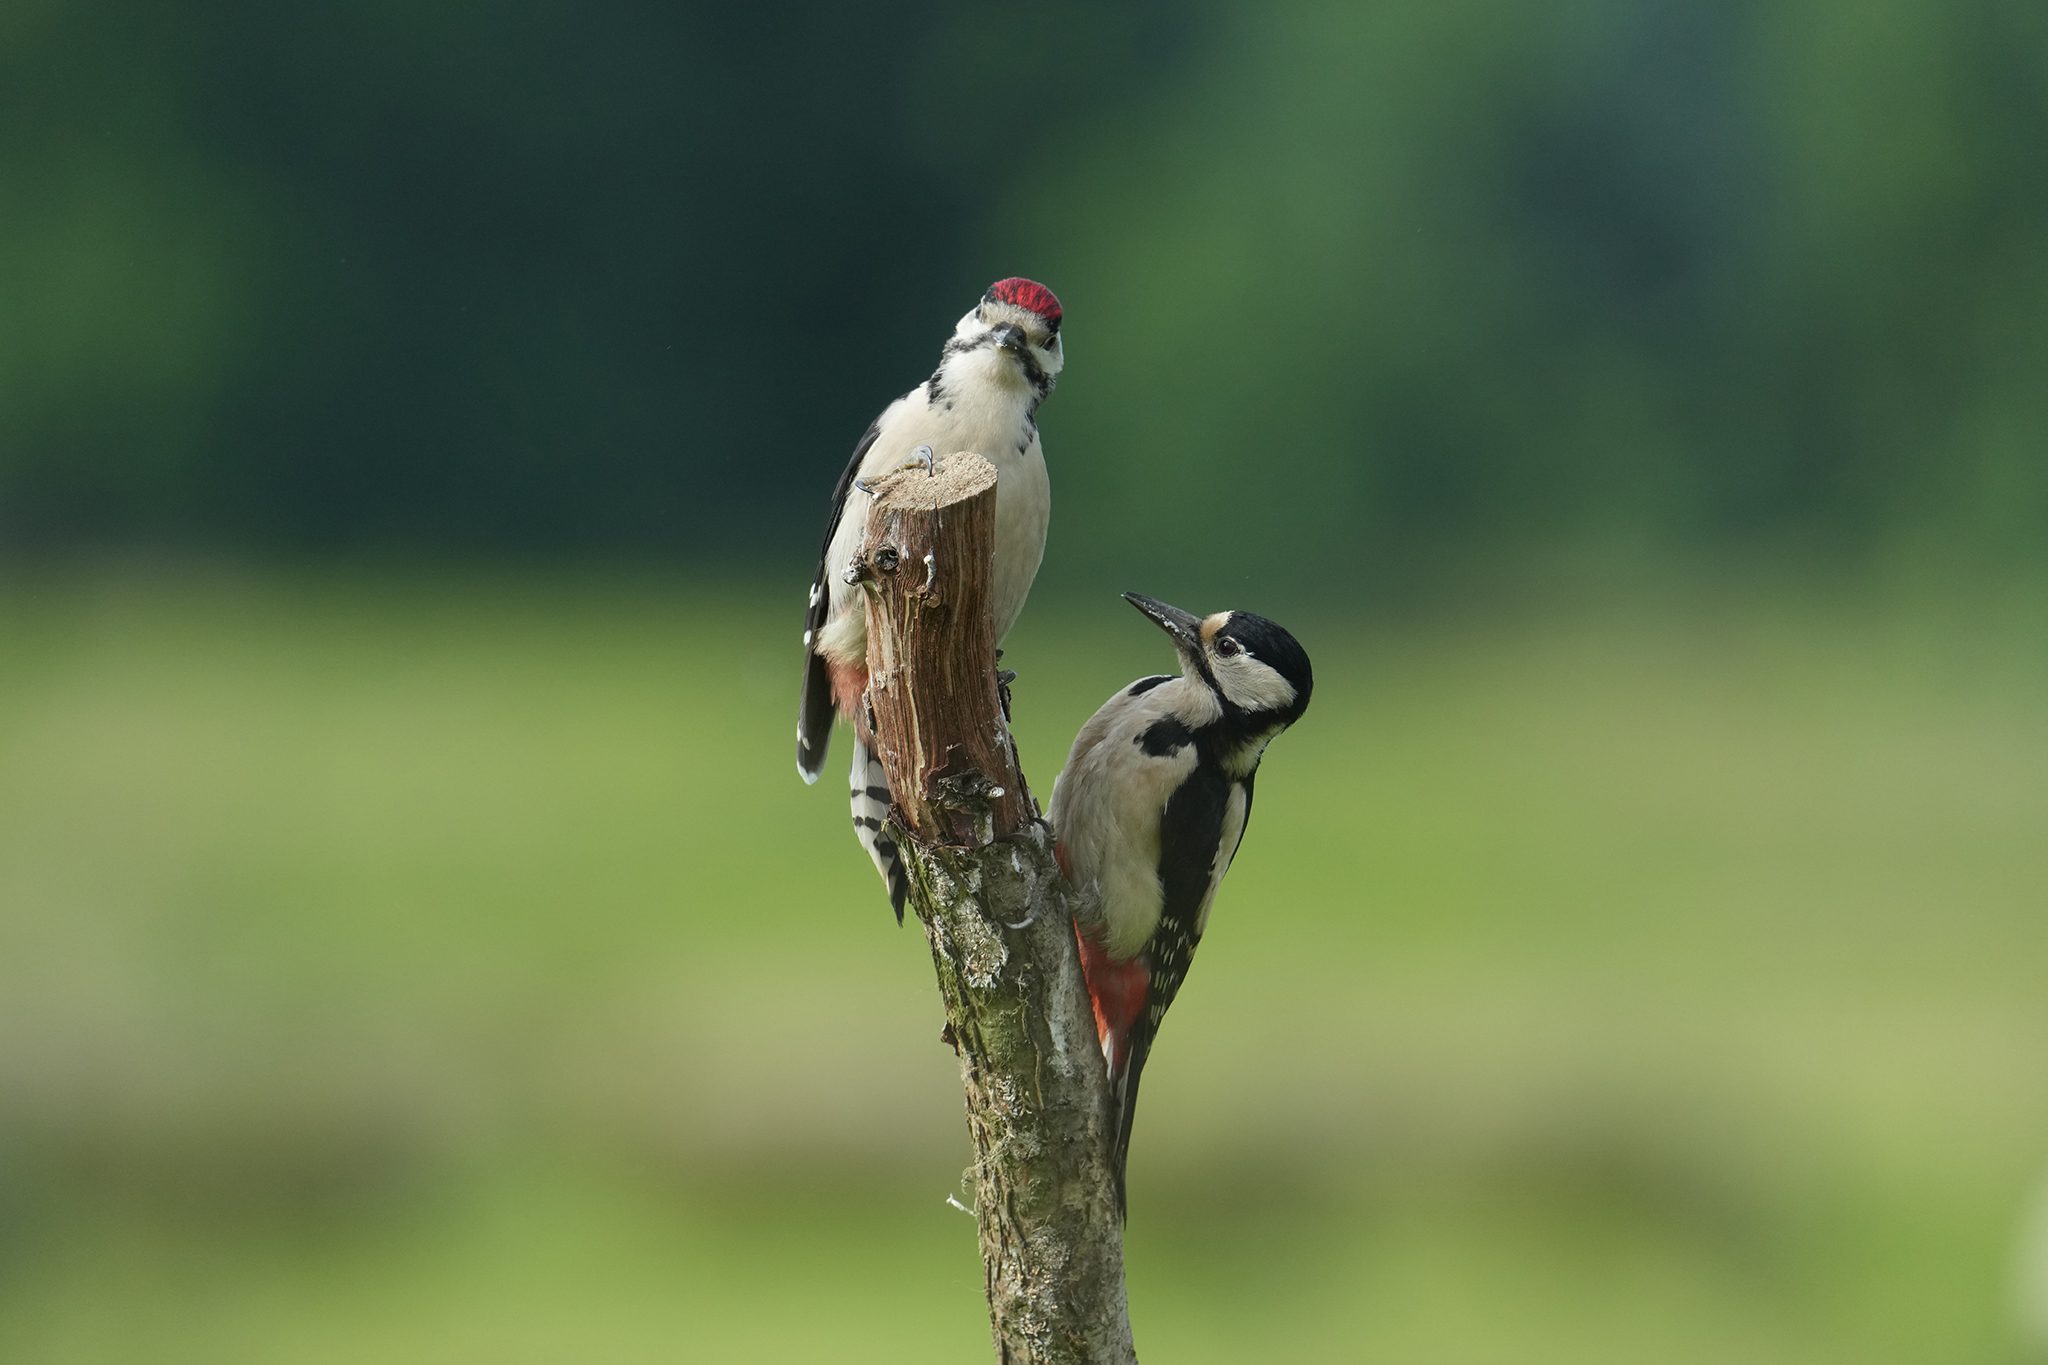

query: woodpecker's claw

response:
[997,667,1016,722]
[856,446,934,499]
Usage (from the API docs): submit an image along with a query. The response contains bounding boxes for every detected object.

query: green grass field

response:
[1,568,2043,1362]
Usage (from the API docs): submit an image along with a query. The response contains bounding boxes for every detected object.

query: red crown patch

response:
[986,278,1062,325]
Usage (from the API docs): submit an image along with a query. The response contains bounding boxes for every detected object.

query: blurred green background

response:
[3,1,2046,1360]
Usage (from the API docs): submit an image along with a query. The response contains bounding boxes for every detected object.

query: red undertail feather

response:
[828,659,868,723]
[1074,923,1148,1080]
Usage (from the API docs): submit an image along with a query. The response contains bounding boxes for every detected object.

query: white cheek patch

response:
[1214,655,1296,712]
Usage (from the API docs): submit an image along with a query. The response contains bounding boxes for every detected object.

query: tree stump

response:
[855,451,1136,1365]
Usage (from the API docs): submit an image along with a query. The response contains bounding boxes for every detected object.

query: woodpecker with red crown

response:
[1047,593,1313,1215]
[797,278,1065,919]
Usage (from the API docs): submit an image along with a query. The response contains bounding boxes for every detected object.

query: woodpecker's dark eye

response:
[1215,637,1241,658]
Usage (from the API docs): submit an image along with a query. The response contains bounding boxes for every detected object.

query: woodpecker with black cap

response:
[1046,593,1313,1214]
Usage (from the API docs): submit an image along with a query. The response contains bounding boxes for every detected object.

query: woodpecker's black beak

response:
[991,323,1027,354]
[1123,592,1204,656]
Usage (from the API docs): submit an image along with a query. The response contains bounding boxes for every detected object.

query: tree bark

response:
[854,452,1136,1365]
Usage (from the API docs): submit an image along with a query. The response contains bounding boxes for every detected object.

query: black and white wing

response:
[795,418,881,783]
[1109,763,1236,1212]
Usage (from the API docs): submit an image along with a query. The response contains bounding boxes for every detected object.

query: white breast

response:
[815,379,1049,665]
[1047,677,1223,960]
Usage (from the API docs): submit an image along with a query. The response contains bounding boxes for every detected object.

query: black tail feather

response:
[797,645,835,782]
[1109,1038,1151,1221]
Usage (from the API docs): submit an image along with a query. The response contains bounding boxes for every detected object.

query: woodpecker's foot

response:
[997,669,1015,722]
[881,444,937,479]
[859,447,937,499]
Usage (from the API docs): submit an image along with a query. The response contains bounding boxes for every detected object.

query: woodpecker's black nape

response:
[1216,611,1313,719]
